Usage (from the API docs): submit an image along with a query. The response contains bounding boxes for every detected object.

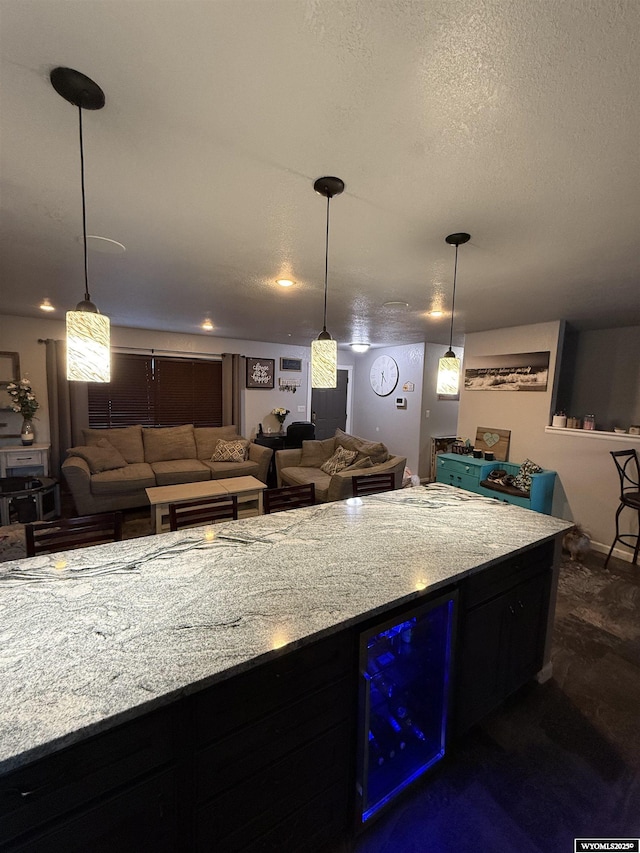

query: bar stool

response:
[605,449,640,568]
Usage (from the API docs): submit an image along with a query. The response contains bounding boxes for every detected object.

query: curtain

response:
[44,339,89,477]
[221,353,244,429]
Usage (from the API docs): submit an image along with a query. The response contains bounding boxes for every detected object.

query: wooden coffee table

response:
[145,476,267,533]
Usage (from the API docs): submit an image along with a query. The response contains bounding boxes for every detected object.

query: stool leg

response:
[633,508,640,565]
[605,501,624,569]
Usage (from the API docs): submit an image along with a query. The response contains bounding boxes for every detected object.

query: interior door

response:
[311,370,348,440]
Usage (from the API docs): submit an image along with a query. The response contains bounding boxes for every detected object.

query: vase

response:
[21,419,35,446]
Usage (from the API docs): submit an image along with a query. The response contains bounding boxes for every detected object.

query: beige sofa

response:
[62,424,272,515]
[275,428,406,503]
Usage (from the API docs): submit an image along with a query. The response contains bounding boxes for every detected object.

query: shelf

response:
[545,426,640,442]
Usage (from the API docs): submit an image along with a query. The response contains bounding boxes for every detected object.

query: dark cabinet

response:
[455,542,553,734]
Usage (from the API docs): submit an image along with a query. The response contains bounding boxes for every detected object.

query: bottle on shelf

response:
[388,695,427,743]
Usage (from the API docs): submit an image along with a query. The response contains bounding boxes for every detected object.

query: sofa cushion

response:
[299,437,336,468]
[83,425,144,464]
[143,424,197,463]
[320,446,357,475]
[203,459,260,479]
[195,426,240,460]
[150,460,211,486]
[279,466,331,502]
[212,438,249,462]
[514,459,543,492]
[90,463,156,495]
[66,438,128,474]
[343,455,373,472]
[334,428,388,464]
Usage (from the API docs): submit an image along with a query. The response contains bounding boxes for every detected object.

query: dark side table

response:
[0,477,61,526]
[253,434,285,488]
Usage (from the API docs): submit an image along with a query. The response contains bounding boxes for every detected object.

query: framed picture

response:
[246,357,275,389]
[280,357,302,372]
[0,351,20,387]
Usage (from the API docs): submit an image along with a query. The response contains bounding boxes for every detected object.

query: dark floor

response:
[351,549,640,853]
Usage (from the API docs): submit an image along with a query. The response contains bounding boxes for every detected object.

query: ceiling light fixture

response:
[428,309,444,318]
[40,298,55,312]
[51,66,110,383]
[202,319,214,331]
[276,278,294,287]
[436,232,470,395]
[350,343,370,353]
[311,176,344,388]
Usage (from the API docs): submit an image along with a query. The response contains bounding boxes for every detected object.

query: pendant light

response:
[436,232,470,395]
[51,67,111,383]
[311,176,344,389]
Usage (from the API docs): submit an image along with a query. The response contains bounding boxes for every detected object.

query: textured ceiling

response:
[1,0,639,349]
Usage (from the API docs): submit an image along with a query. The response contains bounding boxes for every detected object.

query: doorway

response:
[310,368,350,440]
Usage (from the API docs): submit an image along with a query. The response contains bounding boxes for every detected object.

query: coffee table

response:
[145,476,267,533]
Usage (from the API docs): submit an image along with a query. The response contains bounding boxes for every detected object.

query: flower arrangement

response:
[271,407,290,425]
[7,378,39,420]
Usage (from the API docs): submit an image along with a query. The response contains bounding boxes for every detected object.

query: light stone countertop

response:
[0,484,571,774]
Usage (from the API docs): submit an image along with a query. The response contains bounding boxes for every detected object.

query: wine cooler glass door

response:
[357,592,456,824]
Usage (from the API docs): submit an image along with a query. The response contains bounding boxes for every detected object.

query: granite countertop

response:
[0,484,571,774]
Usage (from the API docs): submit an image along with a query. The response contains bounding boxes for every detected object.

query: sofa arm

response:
[248,442,273,484]
[327,455,407,503]
[274,448,303,486]
[529,470,556,514]
[61,456,94,515]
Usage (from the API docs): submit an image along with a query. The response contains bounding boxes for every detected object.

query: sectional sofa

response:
[62,424,272,516]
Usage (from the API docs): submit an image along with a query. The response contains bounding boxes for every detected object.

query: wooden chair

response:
[351,472,395,498]
[264,483,316,514]
[25,512,124,557]
[605,449,640,567]
[168,495,238,531]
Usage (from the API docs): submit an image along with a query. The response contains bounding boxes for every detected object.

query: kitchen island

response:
[0,484,570,851]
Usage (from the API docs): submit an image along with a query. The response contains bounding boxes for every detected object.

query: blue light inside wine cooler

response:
[360,597,455,823]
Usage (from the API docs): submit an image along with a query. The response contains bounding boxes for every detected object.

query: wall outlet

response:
[297,405,305,413]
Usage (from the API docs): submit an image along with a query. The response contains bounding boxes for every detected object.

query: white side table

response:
[0,444,51,478]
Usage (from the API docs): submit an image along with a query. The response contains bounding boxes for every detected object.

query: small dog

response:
[563,524,591,561]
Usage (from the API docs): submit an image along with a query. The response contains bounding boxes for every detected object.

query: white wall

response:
[457,319,636,557]
[351,344,425,475]
[418,343,463,480]
[0,314,312,446]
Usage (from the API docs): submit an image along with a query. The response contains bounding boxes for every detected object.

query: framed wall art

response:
[280,357,302,372]
[0,351,20,387]
[246,357,275,389]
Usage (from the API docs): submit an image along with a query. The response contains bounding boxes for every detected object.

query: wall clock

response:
[370,355,399,397]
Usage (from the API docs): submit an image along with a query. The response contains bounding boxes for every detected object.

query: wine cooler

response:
[356,592,456,824]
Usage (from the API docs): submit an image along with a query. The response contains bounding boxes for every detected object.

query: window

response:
[88,353,222,428]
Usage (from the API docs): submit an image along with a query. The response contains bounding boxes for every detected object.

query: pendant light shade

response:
[51,67,111,382]
[437,232,470,395]
[311,176,344,389]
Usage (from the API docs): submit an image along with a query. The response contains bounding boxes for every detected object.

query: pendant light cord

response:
[448,242,459,351]
[78,104,91,303]
[322,193,330,333]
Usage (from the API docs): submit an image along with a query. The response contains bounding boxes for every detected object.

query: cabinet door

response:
[505,571,551,695]
[455,593,508,733]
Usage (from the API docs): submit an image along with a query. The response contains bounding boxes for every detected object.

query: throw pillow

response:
[67,438,128,474]
[343,455,373,471]
[334,428,389,465]
[320,446,357,476]
[300,437,336,468]
[212,439,249,463]
[514,459,543,493]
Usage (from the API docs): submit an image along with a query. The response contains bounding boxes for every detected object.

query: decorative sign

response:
[246,357,275,389]
[464,351,550,391]
[280,357,302,372]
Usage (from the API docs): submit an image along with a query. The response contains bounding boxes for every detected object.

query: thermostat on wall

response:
[395,397,407,409]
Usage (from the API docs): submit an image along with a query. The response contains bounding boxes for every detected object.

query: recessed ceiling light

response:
[428,310,444,317]
[350,343,370,353]
[383,300,409,308]
[202,319,214,331]
[276,279,294,287]
[40,298,55,312]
